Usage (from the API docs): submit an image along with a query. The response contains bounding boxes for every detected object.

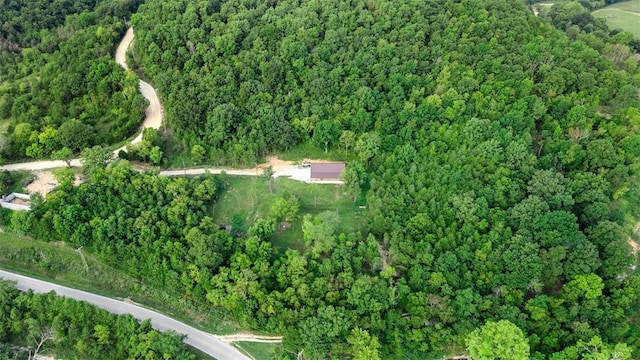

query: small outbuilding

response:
[0,192,31,211]
[310,162,346,182]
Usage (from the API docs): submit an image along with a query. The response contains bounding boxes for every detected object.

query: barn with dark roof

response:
[310,162,345,182]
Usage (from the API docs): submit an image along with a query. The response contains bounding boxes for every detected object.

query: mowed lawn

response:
[210,176,365,251]
[593,0,640,38]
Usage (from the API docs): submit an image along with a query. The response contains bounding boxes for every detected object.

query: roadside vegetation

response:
[0,170,33,194]
[0,278,197,359]
[235,342,281,360]
[0,232,240,336]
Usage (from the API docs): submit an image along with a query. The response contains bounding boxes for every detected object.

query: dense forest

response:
[3,0,640,358]
[0,279,196,359]
[0,0,146,161]
[131,0,639,166]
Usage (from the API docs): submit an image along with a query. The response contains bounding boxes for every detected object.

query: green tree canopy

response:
[466,320,530,360]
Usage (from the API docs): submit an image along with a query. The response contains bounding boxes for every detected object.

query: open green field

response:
[593,0,640,38]
[600,0,640,12]
[210,176,365,251]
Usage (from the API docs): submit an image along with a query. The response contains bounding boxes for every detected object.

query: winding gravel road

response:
[114,27,164,153]
[0,270,249,360]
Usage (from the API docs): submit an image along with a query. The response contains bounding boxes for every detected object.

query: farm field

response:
[593,0,640,38]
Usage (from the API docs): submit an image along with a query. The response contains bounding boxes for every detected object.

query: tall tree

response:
[465,320,530,360]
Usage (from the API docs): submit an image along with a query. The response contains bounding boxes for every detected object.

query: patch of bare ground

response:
[258,156,338,171]
[377,242,389,271]
[214,333,283,343]
[628,223,640,255]
[26,171,81,196]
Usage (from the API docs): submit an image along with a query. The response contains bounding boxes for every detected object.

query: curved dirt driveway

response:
[0,269,249,360]
[114,27,164,153]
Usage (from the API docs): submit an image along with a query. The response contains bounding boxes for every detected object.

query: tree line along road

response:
[0,269,250,360]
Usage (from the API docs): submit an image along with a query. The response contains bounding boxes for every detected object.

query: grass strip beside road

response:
[0,232,240,336]
[235,342,281,360]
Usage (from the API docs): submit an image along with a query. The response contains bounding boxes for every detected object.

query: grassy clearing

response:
[278,142,355,162]
[0,232,241,335]
[593,0,640,38]
[211,176,365,251]
[593,9,640,38]
[602,0,640,12]
[235,342,282,360]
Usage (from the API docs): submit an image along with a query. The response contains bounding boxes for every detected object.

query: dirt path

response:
[26,170,82,197]
[114,28,164,153]
[592,8,640,17]
[158,156,343,183]
[114,27,133,70]
[628,223,640,256]
[532,2,554,16]
[0,28,342,189]
[26,171,59,196]
[214,334,283,344]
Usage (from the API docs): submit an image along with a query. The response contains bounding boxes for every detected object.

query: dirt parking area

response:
[26,170,80,196]
[26,171,58,196]
[259,156,342,183]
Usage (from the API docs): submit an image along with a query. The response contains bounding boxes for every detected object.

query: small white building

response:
[0,192,31,211]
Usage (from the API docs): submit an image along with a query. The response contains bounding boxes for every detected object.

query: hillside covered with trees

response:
[3,0,640,358]
[0,0,146,161]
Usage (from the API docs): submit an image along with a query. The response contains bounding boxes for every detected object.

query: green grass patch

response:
[0,232,242,336]
[593,1,640,38]
[617,175,640,231]
[161,133,198,169]
[602,0,640,12]
[278,142,355,162]
[235,342,282,360]
[0,119,11,136]
[7,170,35,193]
[211,176,364,252]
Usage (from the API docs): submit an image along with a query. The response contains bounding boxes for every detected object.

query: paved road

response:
[0,270,249,360]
